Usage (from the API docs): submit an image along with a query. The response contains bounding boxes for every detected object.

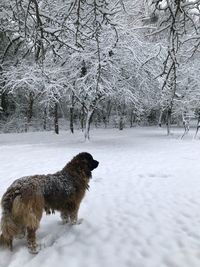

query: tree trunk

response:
[84,109,94,141]
[27,92,34,123]
[70,92,75,134]
[1,93,8,112]
[166,108,171,135]
[181,111,190,139]
[0,93,3,115]
[118,103,126,130]
[103,115,107,128]
[54,102,59,134]
[24,117,28,133]
[105,100,112,127]
[130,109,135,128]
[43,107,47,130]
[80,106,85,132]
[119,116,124,130]
[195,110,200,138]
[158,108,163,127]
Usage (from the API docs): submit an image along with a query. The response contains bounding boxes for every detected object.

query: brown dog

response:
[0,152,99,253]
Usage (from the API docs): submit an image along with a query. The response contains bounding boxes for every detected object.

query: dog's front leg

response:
[70,210,78,224]
[60,210,70,224]
[69,205,83,225]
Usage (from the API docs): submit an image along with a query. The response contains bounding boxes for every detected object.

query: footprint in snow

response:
[139,174,171,179]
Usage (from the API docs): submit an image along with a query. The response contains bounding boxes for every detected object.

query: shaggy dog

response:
[0,152,99,253]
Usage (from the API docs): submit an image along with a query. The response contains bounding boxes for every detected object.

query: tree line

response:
[0,0,200,139]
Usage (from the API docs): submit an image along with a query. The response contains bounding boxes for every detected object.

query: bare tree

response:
[147,0,200,134]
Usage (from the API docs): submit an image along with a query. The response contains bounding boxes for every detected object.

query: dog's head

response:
[75,152,99,171]
[64,152,99,179]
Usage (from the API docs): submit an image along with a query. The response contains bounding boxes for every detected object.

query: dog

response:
[0,152,99,253]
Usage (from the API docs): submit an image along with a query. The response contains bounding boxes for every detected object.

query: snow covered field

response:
[1,127,200,267]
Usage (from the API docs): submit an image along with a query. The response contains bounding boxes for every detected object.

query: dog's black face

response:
[77,152,99,171]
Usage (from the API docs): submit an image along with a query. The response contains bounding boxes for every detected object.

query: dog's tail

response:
[0,211,18,249]
[0,184,28,249]
[0,187,23,249]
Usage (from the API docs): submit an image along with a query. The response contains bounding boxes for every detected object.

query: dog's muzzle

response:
[92,160,99,170]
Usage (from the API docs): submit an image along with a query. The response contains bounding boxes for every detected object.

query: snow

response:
[1,127,200,267]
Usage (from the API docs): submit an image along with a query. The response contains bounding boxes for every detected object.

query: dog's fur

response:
[0,152,99,253]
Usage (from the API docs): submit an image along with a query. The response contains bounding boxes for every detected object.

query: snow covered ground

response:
[1,127,200,267]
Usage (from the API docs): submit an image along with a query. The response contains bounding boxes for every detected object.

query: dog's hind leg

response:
[25,207,42,254]
[0,233,13,251]
[24,207,43,254]
[24,196,44,253]
[12,189,44,253]
[27,227,38,254]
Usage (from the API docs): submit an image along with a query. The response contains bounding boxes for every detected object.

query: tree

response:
[145,0,200,134]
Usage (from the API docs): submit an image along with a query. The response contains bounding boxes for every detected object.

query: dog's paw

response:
[60,219,70,225]
[70,218,83,225]
[28,243,41,254]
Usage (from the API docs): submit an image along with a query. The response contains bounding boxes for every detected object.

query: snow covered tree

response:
[145,0,200,134]
[1,0,200,137]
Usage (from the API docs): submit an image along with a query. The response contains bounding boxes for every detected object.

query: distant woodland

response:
[1,0,200,139]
